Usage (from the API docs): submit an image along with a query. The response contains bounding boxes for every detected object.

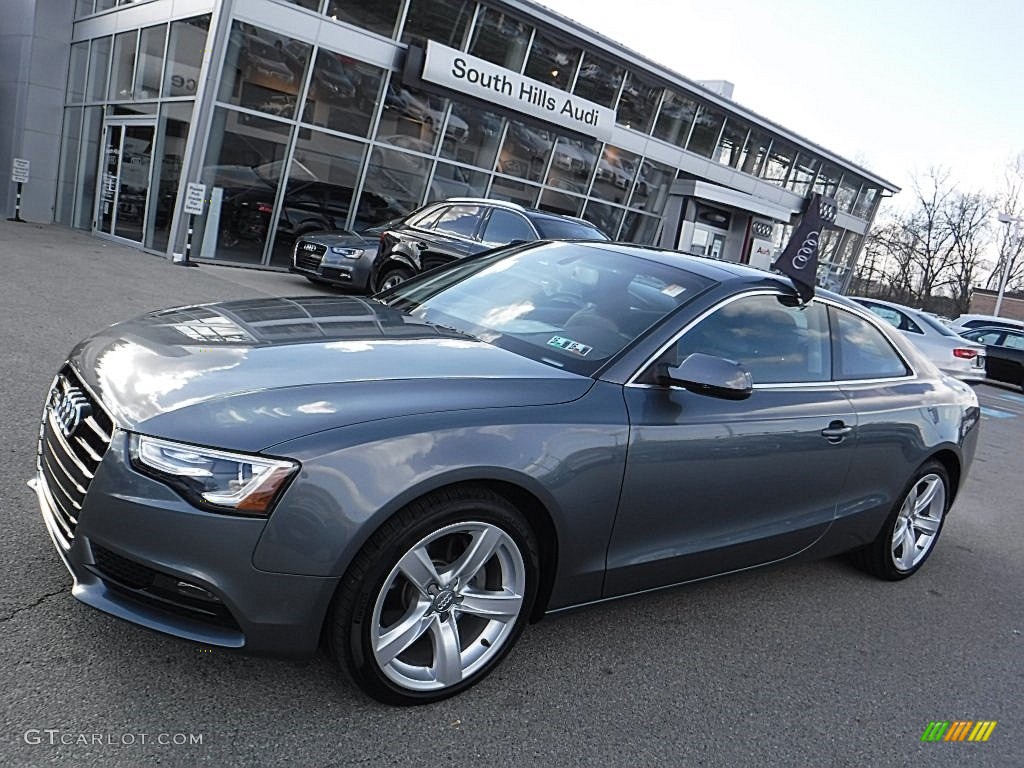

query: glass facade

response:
[57,0,889,282]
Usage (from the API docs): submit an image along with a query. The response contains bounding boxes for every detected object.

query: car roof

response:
[953,313,1024,326]
[429,197,607,228]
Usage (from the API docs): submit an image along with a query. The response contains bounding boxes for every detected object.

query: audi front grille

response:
[37,367,114,548]
[294,241,326,271]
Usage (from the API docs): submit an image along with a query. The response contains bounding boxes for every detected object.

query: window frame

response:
[480,207,539,245]
[626,289,917,389]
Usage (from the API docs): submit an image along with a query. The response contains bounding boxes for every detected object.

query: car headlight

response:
[330,246,364,259]
[129,434,299,517]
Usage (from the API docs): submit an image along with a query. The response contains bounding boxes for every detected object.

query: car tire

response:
[376,266,413,293]
[329,486,539,705]
[851,460,950,580]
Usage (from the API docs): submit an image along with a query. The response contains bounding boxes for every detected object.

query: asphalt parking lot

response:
[1,221,1021,767]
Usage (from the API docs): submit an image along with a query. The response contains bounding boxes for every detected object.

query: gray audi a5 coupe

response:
[32,241,980,704]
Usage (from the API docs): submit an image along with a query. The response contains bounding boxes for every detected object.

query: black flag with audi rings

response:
[774,193,838,303]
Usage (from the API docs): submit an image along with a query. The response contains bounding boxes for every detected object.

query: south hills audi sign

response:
[420,40,616,141]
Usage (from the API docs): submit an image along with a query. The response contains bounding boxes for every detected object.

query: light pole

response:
[994,212,1022,316]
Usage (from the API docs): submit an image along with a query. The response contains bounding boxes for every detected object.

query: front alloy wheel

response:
[331,487,538,704]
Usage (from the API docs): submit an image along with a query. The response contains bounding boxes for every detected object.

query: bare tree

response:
[988,152,1024,293]
[944,191,994,314]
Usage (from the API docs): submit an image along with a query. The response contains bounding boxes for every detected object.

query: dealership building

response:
[2,0,899,290]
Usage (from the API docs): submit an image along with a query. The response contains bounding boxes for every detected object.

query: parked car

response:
[851,297,986,381]
[32,242,980,705]
[372,197,608,291]
[959,326,1024,391]
[949,313,1024,334]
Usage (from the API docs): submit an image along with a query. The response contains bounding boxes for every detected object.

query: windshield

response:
[531,216,609,241]
[382,242,714,374]
[915,311,959,337]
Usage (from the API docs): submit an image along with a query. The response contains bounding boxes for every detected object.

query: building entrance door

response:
[96,119,156,243]
[690,224,728,260]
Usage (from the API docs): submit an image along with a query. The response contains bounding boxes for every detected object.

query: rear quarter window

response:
[833,308,910,380]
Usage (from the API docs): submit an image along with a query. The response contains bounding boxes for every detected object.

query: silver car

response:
[852,298,986,381]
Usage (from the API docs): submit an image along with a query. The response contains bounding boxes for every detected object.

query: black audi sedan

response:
[32,241,980,705]
[960,326,1024,391]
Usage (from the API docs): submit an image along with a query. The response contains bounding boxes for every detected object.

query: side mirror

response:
[660,352,753,400]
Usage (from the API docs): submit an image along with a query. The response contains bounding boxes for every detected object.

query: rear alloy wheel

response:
[376,266,413,293]
[852,460,949,580]
[331,487,538,705]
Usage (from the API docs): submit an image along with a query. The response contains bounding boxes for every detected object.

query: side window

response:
[482,209,537,245]
[408,205,448,230]
[970,330,1004,345]
[863,303,922,334]
[833,308,910,380]
[673,294,831,384]
[1003,332,1024,350]
[433,204,485,238]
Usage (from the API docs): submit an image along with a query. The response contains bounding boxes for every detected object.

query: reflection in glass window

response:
[834,308,908,380]
[591,145,637,205]
[546,136,599,195]
[303,51,383,137]
[363,145,431,222]
[67,42,89,103]
[815,163,841,198]
[524,32,580,90]
[497,121,554,182]
[285,0,322,10]
[197,108,292,265]
[56,108,83,226]
[482,208,537,245]
[788,152,820,197]
[378,81,449,155]
[677,295,832,384]
[619,211,660,245]
[616,71,661,133]
[149,102,193,252]
[489,177,540,208]
[762,139,796,186]
[469,7,532,71]
[627,158,673,216]
[268,131,367,267]
[402,0,473,48]
[219,22,311,120]
[434,204,485,238]
[95,0,115,11]
[652,90,697,147]
[76,107,103,229]
[836,232,863,267]
[573,53,623,109]
[326,0,401,38]
[738,129,771,176]
[76,0,95,17]
[715,118,749,168]
[836,174,860,213]
[163,15,211,97]
[582,200,623,239]
[538,188,583,217]
[108,31,137,101]
[443,103,505,169]
[429,162,489,202]
[134,25,167,100]
[686,104,726,158]
[853,185,879,219]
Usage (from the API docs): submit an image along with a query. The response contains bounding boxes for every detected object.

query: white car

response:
[852,298,986,381]
[949,313,1024,334]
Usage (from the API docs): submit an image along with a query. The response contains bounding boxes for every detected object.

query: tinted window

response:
[1004,332,1024,350]
[482,209,536,245]
[530,215,608,240]
[675,295,831,384]
[433,205,484,238]
[916,313,958,337]
[834,309,910,380]
[964,329,1004,345]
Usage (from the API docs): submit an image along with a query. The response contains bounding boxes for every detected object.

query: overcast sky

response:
[539,0,1023,204]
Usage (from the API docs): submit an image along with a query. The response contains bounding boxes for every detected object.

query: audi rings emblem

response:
[51,386,92,437]
[791,231,819,270]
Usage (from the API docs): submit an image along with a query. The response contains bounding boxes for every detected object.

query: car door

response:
[604,291,858,597]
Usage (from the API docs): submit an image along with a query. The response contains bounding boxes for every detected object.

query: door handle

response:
[821,421,853,443]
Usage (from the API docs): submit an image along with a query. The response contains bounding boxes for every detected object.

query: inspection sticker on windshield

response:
[547,336,592,357]
[661,284,686,297]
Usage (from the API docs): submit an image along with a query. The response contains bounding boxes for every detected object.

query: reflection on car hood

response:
[68,296,591,451]
[304,231,378,247]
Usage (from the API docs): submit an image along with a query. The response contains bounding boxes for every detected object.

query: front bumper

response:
[290,239,374,292]
[31,432,338,656]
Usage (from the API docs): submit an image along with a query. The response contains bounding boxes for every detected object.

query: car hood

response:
[68,296,592,452]
[305,231,378,247]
